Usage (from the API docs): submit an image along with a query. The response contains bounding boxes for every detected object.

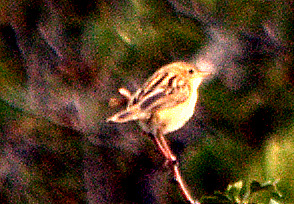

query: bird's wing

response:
[131,72,190,112]
[107,72,190,123]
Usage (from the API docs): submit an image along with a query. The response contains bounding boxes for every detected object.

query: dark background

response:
[0,0,293,203]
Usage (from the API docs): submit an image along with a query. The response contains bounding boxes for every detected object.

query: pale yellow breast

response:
[157,77,203,135]
[156,91,198,135]
[138,77,203,135]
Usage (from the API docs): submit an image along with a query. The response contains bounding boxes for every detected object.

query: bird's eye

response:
[188,69,194,74]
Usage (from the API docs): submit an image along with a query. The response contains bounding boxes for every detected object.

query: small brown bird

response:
[107,61,209,135]
[107,61,209,204]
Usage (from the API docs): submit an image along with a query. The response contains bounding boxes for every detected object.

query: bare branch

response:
[150,129,200,204]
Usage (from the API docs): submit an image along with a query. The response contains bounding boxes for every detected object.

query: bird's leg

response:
[148,129,177,165]
[157,130,177,163]
[148,132,172,162]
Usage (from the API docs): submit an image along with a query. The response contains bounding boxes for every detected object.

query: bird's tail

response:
[107,107,147,123]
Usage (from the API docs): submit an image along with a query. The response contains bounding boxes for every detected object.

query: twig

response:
[149,130,200,204]
[173,164,200,204]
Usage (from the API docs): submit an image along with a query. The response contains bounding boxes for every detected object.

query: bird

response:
[107,61,209,136]
[107,61,209,204]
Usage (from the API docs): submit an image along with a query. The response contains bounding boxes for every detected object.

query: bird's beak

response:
[198,70,211,78]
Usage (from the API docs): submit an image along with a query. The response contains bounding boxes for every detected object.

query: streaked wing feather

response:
[143,84,189,111]
[140,91,166,110]
[129,71,168,106]
[130,72,190,113]
[109,70,190,123]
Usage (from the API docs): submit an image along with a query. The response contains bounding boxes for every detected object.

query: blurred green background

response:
[0,0,293,203]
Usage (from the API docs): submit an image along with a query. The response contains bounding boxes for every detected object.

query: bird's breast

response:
[156,89,198,135]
